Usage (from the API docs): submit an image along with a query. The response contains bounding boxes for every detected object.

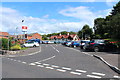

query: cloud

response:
[1,5,112,35]
[1,6,84,35]
[43,14,49,18]
[59,6,112,28]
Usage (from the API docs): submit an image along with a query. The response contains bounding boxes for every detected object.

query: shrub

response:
[10,44,21,51]
[1,38,12,50]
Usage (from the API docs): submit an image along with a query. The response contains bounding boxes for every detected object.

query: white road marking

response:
[18,60,21,62]
[92,72,105,76]
[114,76,120,78]
[37,65,44,67]
[82,52,93,56]
[10,59,13,60]
[51,65,59,68]
[22,62,27,64]
[43,63,49,66]
[70,71,81,75]
[29,63,36,66]
[62,67,71,70]
[34,62,41,64]
[45,67,54,69]
[14,60,17,61]
[56,49,59,53]
[37,55,55,62]
[56,69,66,72]
[51,45,56,49]
[87,75,102,78]
[75,69,87,73]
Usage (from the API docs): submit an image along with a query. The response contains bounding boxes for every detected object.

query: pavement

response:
[1,44,120,78]
[1,46,41,57]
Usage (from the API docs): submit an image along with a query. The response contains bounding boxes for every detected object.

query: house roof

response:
[0,32,9,36]
[50,34,77,39]
[28,33,40,36]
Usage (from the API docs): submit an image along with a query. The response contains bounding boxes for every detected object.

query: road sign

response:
[22,26,28,32]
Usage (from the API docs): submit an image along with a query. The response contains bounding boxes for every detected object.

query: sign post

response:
[22,26,28,43]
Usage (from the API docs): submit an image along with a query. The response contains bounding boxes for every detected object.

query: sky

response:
[0,1,119,35]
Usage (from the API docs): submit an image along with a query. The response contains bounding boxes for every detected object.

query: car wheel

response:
[33,45,36,47]
[81,46,83,49]
[94,47,99,52]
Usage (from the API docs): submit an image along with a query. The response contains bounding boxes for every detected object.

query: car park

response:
[83,39,117,52]
[23,41,40,47]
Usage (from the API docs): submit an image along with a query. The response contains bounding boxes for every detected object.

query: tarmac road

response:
[2,44,120,79]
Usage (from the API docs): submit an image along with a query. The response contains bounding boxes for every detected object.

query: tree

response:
[78,24,93,39]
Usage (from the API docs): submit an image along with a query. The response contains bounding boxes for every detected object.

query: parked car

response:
[42,41,48,44]
[26,39,41,44]
[83,39,117,52]
[80,40,90,49]
[48,41,55,44]
[66,41,72,47]
[54,40,63,44]
[62,41,68,45]
[23,42,40,47]
[71,41,80,47]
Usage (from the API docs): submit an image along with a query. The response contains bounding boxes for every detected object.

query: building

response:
[50,33,79,41]
[27,33,42,40]
[0,32,9,39]
[16,33,42,43]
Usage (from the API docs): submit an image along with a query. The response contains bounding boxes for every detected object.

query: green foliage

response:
[21,47,28,50]
[1,38,12,50]
[10,44,21,50]
[94,1,120,39]
[42,35,48,40]
[77,24,93,39]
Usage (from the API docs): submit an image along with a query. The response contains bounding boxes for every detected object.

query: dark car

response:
[83,39,117,52]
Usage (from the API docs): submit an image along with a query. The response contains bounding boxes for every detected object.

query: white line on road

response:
[51,65,59,68]
[45,67,54,69]
[34,62,41,64]
[37,55,55,62]
[56,49,59,53]
[22,62,27,64]
[62,67,71,70]
[29,63,36,66]
[10,59,13,60]
[82,52,93,56]
[43,63,49,66]
[70,71,81,75]
[113,76,120,78]
[51,45,56,49]
[75,69,87,73]
[56,69,66,72]
[13,60,17,61]
[92,72,105,76]
[37,65,44,67]
[18,60,21,62]
[87,75,102,78]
